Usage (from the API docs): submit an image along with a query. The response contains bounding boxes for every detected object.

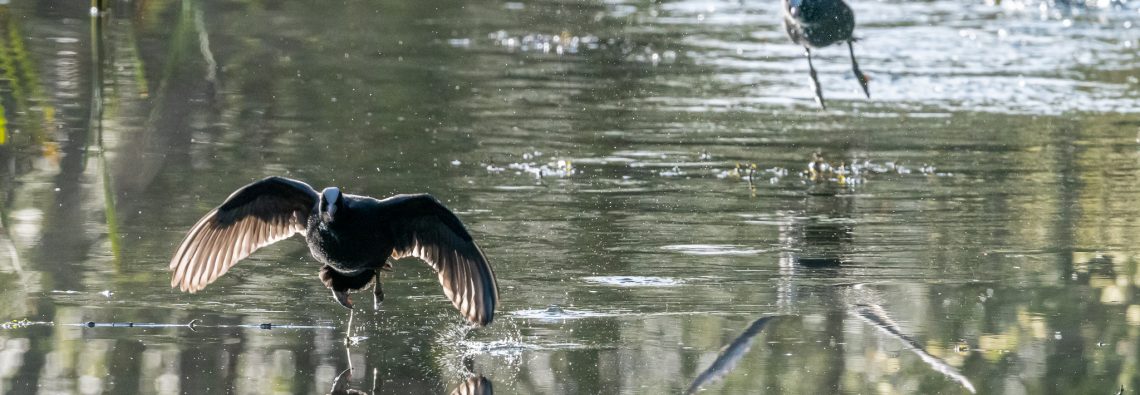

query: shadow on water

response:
[790,191,855,268]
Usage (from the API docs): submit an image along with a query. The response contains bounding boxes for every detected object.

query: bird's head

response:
[319,187,342,222]
[787,0,804,17]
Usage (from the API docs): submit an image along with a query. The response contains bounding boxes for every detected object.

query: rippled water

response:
[1,0,1139,393]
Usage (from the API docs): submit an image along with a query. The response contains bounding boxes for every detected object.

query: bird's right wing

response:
[170,176,319,292]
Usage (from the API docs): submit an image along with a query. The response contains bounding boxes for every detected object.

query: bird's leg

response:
[372,271,384,311]
[805,47,826,109]
[344,308,355,345]
[848,40,870,98]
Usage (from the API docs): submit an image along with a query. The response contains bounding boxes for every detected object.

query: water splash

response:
[486,158,576,179]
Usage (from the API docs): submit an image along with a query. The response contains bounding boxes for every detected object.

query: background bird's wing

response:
[170,176,319,292]
[385,194,499,326]
[686,316,781,395]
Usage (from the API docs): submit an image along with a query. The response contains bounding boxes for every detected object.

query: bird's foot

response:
[856,73,871,99]
[332,288,354,310]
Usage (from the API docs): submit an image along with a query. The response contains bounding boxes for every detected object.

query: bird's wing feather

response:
[170,176,318,292]
[386,194,499,326]
[686,316,780,394]
[449,376,493,395]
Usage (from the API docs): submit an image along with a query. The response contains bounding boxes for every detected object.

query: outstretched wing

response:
[385,194,499,326]
[170,176,318,292]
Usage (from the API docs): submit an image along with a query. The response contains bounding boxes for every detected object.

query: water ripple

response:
[582,276,686,287]
[661,244,767,256]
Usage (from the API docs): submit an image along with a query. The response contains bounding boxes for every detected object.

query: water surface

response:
[1,0,1139,393]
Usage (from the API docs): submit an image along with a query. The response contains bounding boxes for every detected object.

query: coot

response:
[783,0,871,109]
[169,176,499,327]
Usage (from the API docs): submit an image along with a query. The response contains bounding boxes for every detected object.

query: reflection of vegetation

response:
[99,152,121,265]
[0,99,6,145]
[89,13,123,267]
[0,7,55,154]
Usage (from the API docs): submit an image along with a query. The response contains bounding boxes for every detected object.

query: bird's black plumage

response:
[782,0,870,108]
[169,176,499,326]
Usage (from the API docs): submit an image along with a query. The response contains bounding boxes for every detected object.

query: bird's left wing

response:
[384,194,499,327]
[170,176,319,292]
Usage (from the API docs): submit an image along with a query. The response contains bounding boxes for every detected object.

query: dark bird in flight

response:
[783,0,871,109]
[168,176,499,328]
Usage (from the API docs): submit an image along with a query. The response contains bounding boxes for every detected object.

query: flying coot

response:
[168,176,499,328]
[783,0,871,109]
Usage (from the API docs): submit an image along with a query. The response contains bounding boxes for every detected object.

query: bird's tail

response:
[319,265,377,309]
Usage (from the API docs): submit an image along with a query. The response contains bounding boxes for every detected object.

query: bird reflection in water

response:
[795,152,855,268]
[327,368,375,395]
[328,347,492,392]
[796,217,853,268]
[685,316,781,394]
[782,0,871,108]
[325,365,493,395]
[449,375,494,395]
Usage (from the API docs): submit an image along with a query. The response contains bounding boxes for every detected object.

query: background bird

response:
[783,0,871,109]
[168,176,499,329]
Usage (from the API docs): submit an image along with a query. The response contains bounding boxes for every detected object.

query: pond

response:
[1,0,1139,393]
